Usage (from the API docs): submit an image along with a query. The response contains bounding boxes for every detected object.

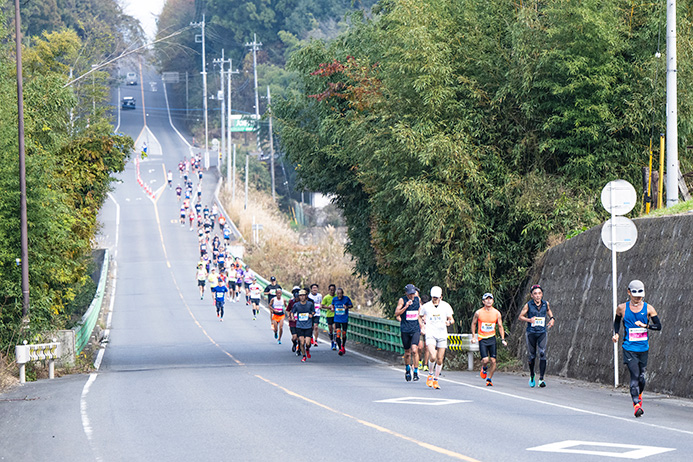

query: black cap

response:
[270,276,276,281]
[404,284,417,295]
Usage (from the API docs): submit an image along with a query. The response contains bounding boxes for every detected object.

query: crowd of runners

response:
[175,157,662,418]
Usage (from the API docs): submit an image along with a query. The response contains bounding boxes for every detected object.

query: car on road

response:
[125,72,137,85]
[121,96,136,110]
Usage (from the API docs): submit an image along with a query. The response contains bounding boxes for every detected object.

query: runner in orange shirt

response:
[471,293,507,386]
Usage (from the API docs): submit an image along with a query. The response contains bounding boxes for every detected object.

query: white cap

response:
[628,279,645,297]
[430,286,442,298]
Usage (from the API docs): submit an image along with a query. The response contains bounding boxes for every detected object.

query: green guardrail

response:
[319,313,405,354]
[75,249,109,354]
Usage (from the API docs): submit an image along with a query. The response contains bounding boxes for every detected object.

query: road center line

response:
[80,373,103,461]
[255,374,480,462]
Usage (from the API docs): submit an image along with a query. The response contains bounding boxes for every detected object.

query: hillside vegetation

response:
[275,0,693,326]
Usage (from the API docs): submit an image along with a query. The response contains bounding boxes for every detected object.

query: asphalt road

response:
[2,67,693,462]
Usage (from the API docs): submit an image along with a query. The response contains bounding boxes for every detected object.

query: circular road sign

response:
[601,216,638,252]
[601,180,637,216]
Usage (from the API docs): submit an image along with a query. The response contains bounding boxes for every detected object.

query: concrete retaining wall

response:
[510,213,693,398]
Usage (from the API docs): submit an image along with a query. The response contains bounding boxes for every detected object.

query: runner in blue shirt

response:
[332,288,353,356]
[211,279,229,322]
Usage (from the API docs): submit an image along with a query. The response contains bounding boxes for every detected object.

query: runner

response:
[167,170,173,188]
[518,284,555,387]
[293,289,316,362]
[419,286,454,389]
[287,287,301,354]
[612,280,661,418]
[179,204,186,226]
[395,284,422,382]
[219,214,227,231]
[471,293,507,387]
[263,276,282,326]
[332,288,353,356]
[175,185,182,201]
[207,267,219,302]
[195,264,207,299]
[308,284,323,347]
[223,226,231,244]
[234,265,244,302]
[322,284,337,350]
[269,288,287,344]
[211,278,228,321]
[243,269,254,305]
[246,277,262,320]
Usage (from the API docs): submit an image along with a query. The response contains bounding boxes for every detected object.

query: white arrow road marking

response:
[527,440,675,459]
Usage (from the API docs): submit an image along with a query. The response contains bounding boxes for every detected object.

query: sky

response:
[120,0,166,40]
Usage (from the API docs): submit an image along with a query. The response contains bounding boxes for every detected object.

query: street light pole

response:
[191,15,209,169]
[14,0,30,320]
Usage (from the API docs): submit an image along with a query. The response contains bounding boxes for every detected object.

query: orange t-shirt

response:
[477,308,500,339]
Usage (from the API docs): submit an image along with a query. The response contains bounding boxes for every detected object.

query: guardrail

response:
[74,249,109,354]
[15,341,62,383]
[448,333,479,370]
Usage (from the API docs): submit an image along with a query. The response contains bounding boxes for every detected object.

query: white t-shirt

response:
[308,293,323,316]
[419,300,453,339]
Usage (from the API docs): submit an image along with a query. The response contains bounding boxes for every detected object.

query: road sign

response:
[601,216,638,252]
[162,72,179,83]
[601,179,637,215]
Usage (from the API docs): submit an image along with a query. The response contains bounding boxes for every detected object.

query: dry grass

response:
[218,183,382,315]
[0,355,18,393]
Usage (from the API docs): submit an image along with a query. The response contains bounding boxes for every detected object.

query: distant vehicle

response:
[125,72,137,85]
[121,96,136,110]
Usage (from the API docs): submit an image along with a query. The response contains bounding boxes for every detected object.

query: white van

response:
[126,72,137,85]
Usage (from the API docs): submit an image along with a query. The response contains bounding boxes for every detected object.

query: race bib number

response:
[274,308,284,315]
[336,307,346,316]
[628,327,648,342]
[298,313,309,322]
[216,292,224,299]
[406,311,419,321]
[314,306,321,315]
[480,322,495,333]
[532,317,545,327]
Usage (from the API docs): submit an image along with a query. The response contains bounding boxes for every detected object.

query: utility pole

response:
[267,85,276,201]
[14,0,30,320]
[245,151,249,211]
[666,0,679,207]
[191,14,209,169]
[245,34,262,156]
[227,60,239,192]
[213,50,230,169]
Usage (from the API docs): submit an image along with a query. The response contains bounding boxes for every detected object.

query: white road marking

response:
[80,373,102,461]
[527,440,675,459]
[375,396,471,406]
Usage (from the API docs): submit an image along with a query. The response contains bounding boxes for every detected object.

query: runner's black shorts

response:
[326,316,335,326]
[401,331,421,350]
[296,327,312,338]
[335,322,348,332]
[290,326,297,335]
[623,349,648,367]
[197,280,205,287]
[312,315,321,325]
[479,337,497,359]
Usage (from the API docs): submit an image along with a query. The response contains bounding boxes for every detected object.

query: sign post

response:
[600,180,637,388]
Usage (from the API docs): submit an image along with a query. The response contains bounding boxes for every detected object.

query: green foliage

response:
[0,24,132,353]
[276,0,693,326]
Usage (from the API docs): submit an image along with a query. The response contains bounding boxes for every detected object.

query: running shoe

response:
[413,372,419,381]
[278,339,282,345]
[253,316,256,321]
[331,342,337,350]
[338,348,344,356]
[405,370,412,382]
[486,379,493,387]
[634,402,644,418]
[274,332,278,339]
[529,377,536,388]
[313,341,318,347]
[423,365,428,372]
[341,347,346,355]
[480,367,488,379]
[220,318,223,322]
[296,349,302,356]
[432,379,440,390]
[539,380,546,388]
[301,356,306,362]
[418,360,423,369]
[307,350,311,359]
[426,375,433,387]
[291,344,296,352]
[200,295,203,300]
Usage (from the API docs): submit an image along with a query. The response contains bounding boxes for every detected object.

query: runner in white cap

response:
[419,286,453,390]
